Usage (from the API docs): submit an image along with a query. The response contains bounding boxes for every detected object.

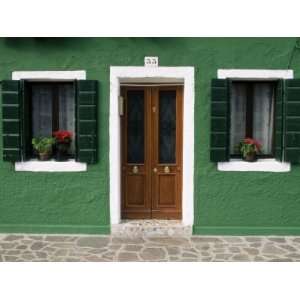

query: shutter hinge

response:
[118,96,124,116]
[19,79,25,92]
[282,79,286,162]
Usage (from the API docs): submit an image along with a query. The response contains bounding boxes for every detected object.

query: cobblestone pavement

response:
[1,234,300,261]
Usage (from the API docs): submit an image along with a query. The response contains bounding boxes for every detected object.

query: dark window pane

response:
[252,83,275,155]
[230,82,247,154]
[32,84,53,138]
[58,84,75,154]
[230,82,275,155]
[31,82,75,155]
[159,90,176,164]
[127,90,145,164]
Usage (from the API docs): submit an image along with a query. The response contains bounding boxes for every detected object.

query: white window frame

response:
[217,69,293,172]
[110,66,195,226]
[12,70,87,172]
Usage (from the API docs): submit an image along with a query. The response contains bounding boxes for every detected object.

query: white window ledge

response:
[218,159,290,172]
[15,159,87,172]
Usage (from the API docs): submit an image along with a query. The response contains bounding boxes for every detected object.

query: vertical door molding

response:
[151,86,183,219]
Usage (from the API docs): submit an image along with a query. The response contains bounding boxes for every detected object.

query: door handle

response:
[153,168,157,173]
[164,166,170,173]
[132,166,139,174]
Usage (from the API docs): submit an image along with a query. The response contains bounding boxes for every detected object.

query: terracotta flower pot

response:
[55,142,71,161]
[38,151,51,161]
[243,152,257,162]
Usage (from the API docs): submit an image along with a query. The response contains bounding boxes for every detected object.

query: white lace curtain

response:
[58,84,75,153]
[253,83,274,154]
[32,85,53,137]
[230,82,274,155]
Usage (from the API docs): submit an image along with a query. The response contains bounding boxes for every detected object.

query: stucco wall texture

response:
[0,38,300,235]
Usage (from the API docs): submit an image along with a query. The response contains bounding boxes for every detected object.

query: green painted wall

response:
[0,37,300,235]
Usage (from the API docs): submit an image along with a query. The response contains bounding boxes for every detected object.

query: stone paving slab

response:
[1,234,300,262]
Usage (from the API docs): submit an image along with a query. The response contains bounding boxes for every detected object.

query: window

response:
[2,78,98,165]
[210,71,300,169]
[230,81,275,157]
[27,81,76,157]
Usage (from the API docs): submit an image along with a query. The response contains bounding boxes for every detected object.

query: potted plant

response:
[32,137,55,161]
[238,138,261,162]
[53,130,73,161]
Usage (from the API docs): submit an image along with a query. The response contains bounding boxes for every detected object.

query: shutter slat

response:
[284,79,300,163]
[76,80,98,164]
[210,79,229,162]
[2,80,22,162]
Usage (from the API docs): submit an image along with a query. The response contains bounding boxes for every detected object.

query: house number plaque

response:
[144,56,158,67]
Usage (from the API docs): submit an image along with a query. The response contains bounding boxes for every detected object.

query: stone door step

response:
[111,219,192,238]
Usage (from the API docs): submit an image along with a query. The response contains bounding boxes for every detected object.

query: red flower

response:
[243,137,261,150]
[53,130,72,143]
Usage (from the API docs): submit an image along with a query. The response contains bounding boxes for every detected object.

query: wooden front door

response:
[121,86,183,219]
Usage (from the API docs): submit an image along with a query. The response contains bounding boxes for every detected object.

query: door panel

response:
[157,174,177,206]
[126,175,146,206]
[152,87,182,219]
[121,86,182,219]
[121,88,151,219]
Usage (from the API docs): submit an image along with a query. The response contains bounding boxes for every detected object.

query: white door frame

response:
[109,66,195,226]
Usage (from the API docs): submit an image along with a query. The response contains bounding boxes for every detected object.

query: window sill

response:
[15,159,87,172]
[217,159,290,172]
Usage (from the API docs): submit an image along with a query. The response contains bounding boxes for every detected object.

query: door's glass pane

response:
[127,90,145,164]
[159,90,176,164]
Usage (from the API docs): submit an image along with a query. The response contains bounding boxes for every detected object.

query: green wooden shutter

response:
[2,80,22,162]
[274,79,284,161]
[284,79,300,163]
[210,79,229,162]
[76,80,98,164]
